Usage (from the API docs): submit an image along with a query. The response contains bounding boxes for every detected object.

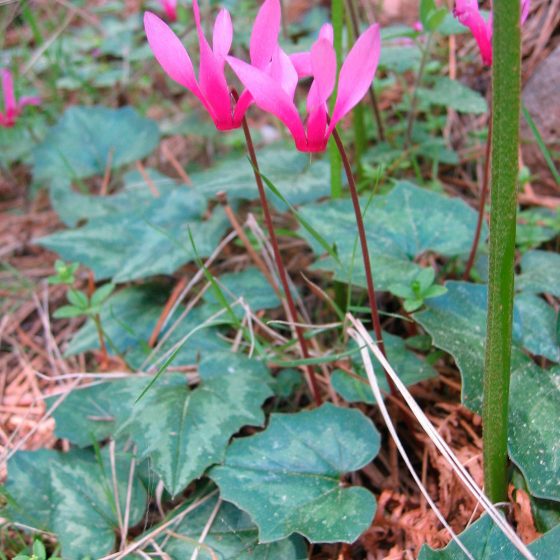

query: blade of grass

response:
[521,104,560,186]
[257,168,341,265]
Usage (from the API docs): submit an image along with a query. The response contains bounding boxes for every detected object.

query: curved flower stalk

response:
[144,0,281,130]
[0,69,40,128]
[158,0,178,22]
[453,0,530,65]
[227,22,381,152]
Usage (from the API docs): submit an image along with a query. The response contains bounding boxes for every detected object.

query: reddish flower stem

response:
[332,128,397,396]
[464,117,492,280]
[234,96,322,406]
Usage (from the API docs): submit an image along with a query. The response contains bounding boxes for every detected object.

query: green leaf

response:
[38,190,228,283]
[90,283,115,307]
[33,106,159,182]
[516,250,560,297]
[202,267,280,311]
[117,355,273,496]
[2,449,60,530]
[426,7,448,31]
[515,293,559,362]
[66,289,88,309]
[52,305,85,319]
[190,146,331,209]
[64,285,228,370]
[210,403,380,543]
[300,182,484,291]
[404,298,425,312]
[331,331,436,404]
[379,45,421,72]
[49,377,147,447]
[414,281,524,412]
[48,169,178,227]
[32,541,46,560]
[4,448,147,560]
[414,282,560,501]
[509,364,560,501]
[419,0,437,28]
[152,494,307,559]
[423,284,448,299]
[418,77,488,114]
[418,514,560,559]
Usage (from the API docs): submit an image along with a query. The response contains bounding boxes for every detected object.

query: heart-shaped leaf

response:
[299,182,484,292]
[117,356,273,496]
[151,494,308,559]
[418,514,560,559]
[4,447,147,560]
[415,281,560,501]
[210,403,380,543]
[33,106,159,181]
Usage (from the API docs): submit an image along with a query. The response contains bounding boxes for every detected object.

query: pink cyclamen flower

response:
[0,69,41,128]
[453,0,530,66]
[227,23,381,152]
[144,0,281,131]
[158,0,177,22]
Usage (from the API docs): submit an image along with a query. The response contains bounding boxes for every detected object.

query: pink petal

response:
[144,12,199,92]
[18,96,41,108]
[232,89,254,125]
[288,24,333,79]
[1,69,16,117]
[269,46,298,99]
[521,0,531,24]
[192,0,233,127]
[227,56,306,146]
[307,38,336,112]
[158,0,177,21]
[306,105,328,152]
[250,0,281,69]
[289,52,312,78]
[213,9,233,59]
[328,24,381,133]
[453,0,492,65]
[318,23,334,44]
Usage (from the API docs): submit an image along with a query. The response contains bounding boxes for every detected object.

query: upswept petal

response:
[453,0,492,65]
[213,9,233,59]
[250,0,281,69]
[144,12,199,92]
[17,96,41,109]
[192,0,232,126]
[227,56,306,145]
[269,46,298,99]
[1,69,16,116]
[307,38,336,112]
[289,52,312,78]
[328,24,380,133]
[158,0,177,21]
[318,23,334,44]
[521,0,531,24]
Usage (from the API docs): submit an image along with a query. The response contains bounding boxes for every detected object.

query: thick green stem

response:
[329,0,344,199]
[483,0,521,503]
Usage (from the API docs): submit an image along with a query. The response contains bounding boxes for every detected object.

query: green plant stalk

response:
[329,0,344,199]
[483,0,521,503]
[404,32,433,149]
